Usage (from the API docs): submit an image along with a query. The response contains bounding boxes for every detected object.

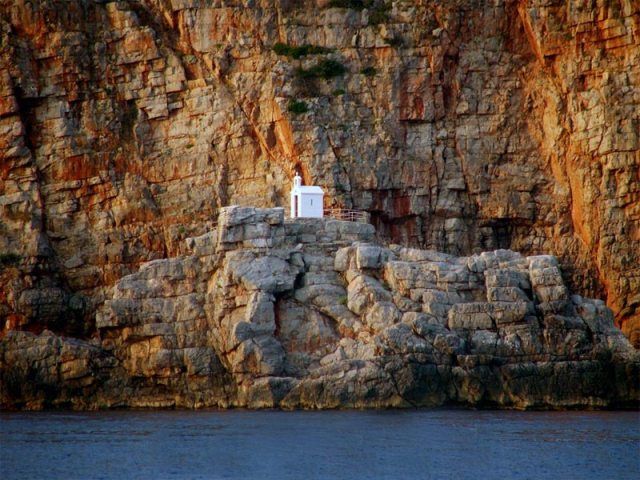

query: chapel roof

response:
[293,185,324,194]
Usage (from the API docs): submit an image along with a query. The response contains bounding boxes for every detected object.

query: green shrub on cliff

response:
[296,59,347,80]
[288,99,309,114]
[327,0,390,24]
[328,0,373,9]
[273,43,331,59]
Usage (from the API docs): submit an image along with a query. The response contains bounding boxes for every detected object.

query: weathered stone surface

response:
[0,0,638,349]
[1,209,638,410]
[448,303,494,331]
[0,330,115,409]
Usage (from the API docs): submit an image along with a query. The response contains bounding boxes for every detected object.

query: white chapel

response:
[290,172,324,218]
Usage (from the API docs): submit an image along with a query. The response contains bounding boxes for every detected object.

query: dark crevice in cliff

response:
[10,85,93,339]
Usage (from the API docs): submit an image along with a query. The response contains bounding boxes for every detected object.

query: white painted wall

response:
[299,193,323,218]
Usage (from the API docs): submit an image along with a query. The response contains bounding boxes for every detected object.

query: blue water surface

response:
[1,409,638,480]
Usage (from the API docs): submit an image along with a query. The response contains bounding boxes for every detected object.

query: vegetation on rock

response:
[296,59,347,80]
[328,0,373,9]
[327,0,390,25]
[287,99,309,114]
[272,42,331,59]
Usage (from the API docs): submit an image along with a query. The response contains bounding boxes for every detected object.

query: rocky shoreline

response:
[2,207,638,410]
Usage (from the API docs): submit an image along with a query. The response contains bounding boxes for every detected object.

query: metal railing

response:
[324,208,370,224]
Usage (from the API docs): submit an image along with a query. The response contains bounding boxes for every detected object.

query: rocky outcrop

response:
[2,207,637,409]
[0,330,115,409]
[0,0,638,347]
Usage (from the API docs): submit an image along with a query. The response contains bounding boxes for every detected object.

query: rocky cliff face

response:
[1,207,638,409]
[0,1,638,350]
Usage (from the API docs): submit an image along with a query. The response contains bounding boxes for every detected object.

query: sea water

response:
[1,409,638,479]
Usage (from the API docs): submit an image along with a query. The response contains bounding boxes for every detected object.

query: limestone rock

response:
[2,209,638,410]
[0,0,638,348]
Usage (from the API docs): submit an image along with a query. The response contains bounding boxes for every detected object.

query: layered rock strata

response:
[0,0,638,347]
[2,207,637,409]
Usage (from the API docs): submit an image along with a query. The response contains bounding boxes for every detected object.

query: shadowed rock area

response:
[2,207,638,410]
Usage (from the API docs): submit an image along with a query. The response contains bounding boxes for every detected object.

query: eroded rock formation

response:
[1,207,637,409]
[0,0,638,348]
